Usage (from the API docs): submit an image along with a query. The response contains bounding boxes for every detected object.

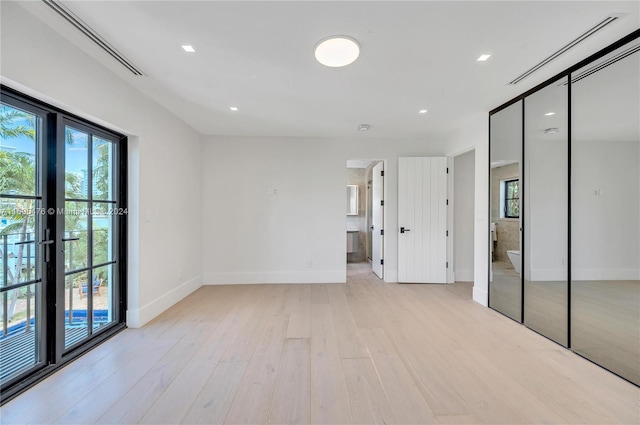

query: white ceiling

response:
[16,1,640,140]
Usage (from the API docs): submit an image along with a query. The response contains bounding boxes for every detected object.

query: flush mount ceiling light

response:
[182,45,195,53]
[418,109,428,114]
[477,54,491,62]
[545,112,556,116]
[229,106,238,111]
[358,124,370,131]
[544,127,560,134]
[315,36,360,67]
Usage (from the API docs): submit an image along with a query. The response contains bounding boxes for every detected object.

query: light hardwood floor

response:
[2,263,639,424]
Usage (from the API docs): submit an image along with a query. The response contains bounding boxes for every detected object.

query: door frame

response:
[371,161,384,279]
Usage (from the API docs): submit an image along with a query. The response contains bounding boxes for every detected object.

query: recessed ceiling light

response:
[477,54,491,62]
[358,124,370,131]
[419,109,428,114]
[315,36,360,67]
[545,112,556,116]
[182,45,195,53]
[229,107,238,111]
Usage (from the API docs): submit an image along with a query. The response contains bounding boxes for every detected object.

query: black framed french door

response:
[0,86,127,403]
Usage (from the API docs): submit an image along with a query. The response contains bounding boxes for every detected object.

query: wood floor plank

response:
[326,285,370,359]
[361,327,439,424]
[286,285,312,339]
[268,338,311,424]
[341,358,396,424]
[221,287,269,362]
[3,268,639,425]
[311,284,329,304]
[309,304,352,424]
[52,336,180,425]
[437,414,478,424]
[343,281,384,329]
[375,306,470,416]
[95,325,218,424]
[181,361,249,425]
[139,290,260,424]
[8,329,155,424]
[223,314,289,424]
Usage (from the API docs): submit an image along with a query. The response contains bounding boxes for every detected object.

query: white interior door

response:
[398,157,448,283]
[372,162,384,278]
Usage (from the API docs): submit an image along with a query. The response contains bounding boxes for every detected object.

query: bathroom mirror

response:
[489,100,523,322]
[523,75,568,346]
[347,185,358,215]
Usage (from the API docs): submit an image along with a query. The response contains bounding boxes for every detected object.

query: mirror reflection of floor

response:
[489,260,639,385]
[524,279,568,346]
[571,279,640,386]
[489,261,522,321]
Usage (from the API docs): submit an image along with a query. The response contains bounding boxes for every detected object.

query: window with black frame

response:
[503,179,519,218]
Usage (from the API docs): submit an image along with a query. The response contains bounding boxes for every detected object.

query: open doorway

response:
[452,149,475,284]
[346,159,384,279]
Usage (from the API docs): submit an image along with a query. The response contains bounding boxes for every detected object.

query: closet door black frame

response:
[488,29,640,385]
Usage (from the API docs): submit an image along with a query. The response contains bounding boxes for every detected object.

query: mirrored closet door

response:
[523,77,569,346]
[489,101,523,322]
[571,41,640,385]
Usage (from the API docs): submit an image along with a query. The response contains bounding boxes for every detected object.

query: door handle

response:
[400,227,411,233]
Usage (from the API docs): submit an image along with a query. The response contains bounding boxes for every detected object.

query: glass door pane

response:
[523,77,569,346]
[64,126,90,349]
[571,43,640,385]
[63,125,118,349]
[0,102,45,385]
[90,134,117,332]
[489,101,523,322]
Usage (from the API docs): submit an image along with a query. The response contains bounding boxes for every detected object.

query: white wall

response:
[453,150,475,282]
[1,2,204,327]
[572,141,640,280]
[524,139,568,282]
[201,136,449,284]
[446,113,489,306]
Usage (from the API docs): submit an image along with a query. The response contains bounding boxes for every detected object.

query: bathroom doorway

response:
[346,159,384,279]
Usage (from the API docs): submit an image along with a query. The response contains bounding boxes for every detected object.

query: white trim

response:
[126,275,202,328]
[447,156,455,283]
[473,286,488,306]
[203,270,345,285]
[383,270,398,283]
[572,269,640,281]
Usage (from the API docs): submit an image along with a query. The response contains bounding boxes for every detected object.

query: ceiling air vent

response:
[509,15,624,85]
[563,42,640,85]
[41,0,145,76]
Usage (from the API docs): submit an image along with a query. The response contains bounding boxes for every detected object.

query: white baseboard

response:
[526,268,566,281]
[473,286,488,306]
[126,275,202,328]
[572,268,640,281]
[455,269,474,282]
[202,270,345,285]
[383,269,398,283]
